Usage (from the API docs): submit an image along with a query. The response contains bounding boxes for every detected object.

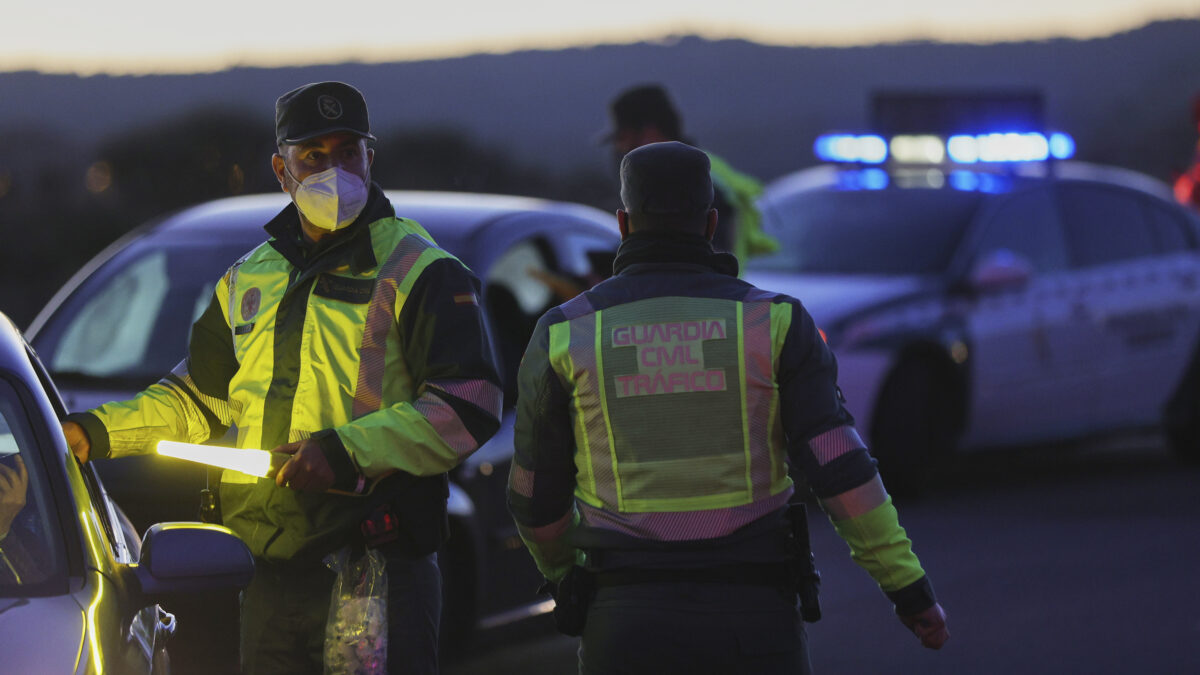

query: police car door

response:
[958,184,1081,446]
[1056,182,1200,431]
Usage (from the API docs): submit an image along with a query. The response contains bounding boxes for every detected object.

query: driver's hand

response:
[0,456,28,540]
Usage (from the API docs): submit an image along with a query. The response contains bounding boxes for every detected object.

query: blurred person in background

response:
[602,83,779,263]
[507,141,948,674]
[60,81,503,675]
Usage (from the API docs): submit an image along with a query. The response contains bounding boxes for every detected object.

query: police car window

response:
[970,187,1068,273]
[752,188,982,275]
[1058,184,1156,267]
[1142,199,1195,252]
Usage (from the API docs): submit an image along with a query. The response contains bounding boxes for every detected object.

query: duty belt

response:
[593,562,792,589]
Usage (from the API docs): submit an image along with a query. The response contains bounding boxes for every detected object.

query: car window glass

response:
[37,241,252,383]
[0,378,65,591]
[750,187,982,275]
[1142,199,1194,252]
[52,250,169,376]
[486,241,553,316]
[1058,184,1156,267]
[971,187,1068,272]
[485,238,556,406]
[557,232,618,283]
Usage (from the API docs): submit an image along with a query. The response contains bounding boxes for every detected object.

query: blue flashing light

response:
[861,168,889,190]
[818,129,1076,167]
[949,171,980,191]
[835,169,890,191]
[1048,132,1075,160]
[944,132,1075,164]
[814,134,888,164]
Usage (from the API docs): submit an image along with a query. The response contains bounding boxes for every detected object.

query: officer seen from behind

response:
[507,141,948,673]
[62,82,503,674]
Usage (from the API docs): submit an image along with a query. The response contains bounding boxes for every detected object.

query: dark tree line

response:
[0,112,614,328]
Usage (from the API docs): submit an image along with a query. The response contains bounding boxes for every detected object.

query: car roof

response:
[0,313,31,377]
[147,190,614,240]
[762,160,1177,204]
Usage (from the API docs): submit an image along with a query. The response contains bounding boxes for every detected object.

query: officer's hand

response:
[270,439,334,492]
[899,602,949,649]
[62,422,90,463]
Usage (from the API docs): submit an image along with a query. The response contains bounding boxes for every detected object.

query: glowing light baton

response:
[155,440,387,496]
[156,440,274,477]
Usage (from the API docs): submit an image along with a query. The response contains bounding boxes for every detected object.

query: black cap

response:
[620,141,713,215]
[603,84,682,142]
[275,81,376,146]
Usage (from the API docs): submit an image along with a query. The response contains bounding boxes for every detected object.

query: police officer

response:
[603,83,780,263]
[507,141,947,674]
[62,81,503,675]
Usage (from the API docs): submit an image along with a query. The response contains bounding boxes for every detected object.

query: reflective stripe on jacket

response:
[82,186,503,563]
[507,232,876,581]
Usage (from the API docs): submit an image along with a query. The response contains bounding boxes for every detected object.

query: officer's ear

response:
[271,153,289,193]
[704,208,718,242]
[617,209,630,240]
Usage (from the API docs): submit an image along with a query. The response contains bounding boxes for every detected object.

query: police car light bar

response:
[815,131,1075,165]
[946,132,1075,163]
[814,135,888,164]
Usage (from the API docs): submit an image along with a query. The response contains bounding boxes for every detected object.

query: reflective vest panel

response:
[551,296,792,515]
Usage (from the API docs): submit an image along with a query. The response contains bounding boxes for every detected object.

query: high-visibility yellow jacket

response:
[71,186,503,563]
[507,232,935,616]
[706,152,780,263]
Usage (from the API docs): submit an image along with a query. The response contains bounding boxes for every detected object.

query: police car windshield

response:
[751,188,984,275]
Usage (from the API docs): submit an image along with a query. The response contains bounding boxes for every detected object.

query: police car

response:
[745,129,1200,491]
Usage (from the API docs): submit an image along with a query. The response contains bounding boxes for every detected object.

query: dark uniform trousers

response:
[240,550,442,675]
[579,581,812,675]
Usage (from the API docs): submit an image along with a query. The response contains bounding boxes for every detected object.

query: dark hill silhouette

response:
[2,18,1199,182]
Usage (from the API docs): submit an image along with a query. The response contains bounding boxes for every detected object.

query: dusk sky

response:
[4,0,1200,75]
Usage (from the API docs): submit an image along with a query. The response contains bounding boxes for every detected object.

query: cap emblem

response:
[317,95,343,120]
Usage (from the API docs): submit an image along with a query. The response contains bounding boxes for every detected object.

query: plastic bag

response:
[324,547,388,675]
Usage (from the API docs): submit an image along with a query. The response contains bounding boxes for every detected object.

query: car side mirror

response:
[134,522,255,599]
[967,249,1035,293]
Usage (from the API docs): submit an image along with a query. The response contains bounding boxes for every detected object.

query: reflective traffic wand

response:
[156,440,274,477]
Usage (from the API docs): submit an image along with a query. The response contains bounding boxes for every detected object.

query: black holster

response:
[786,503,822,623]
[549,565,595,636]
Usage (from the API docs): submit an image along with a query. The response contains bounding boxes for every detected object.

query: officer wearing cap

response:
[508,141,948,673]
[603,84,780,264]
[63,82,503,674]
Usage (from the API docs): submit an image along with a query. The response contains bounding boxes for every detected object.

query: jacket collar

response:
[264,182,392,274]
[612,231,740,278]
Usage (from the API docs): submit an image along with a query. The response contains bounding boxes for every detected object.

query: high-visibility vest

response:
[548,293,795,529]
[90,212,502,561]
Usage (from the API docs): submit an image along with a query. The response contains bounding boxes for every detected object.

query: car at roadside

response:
[24,190,621,650]
[747,143,1200,492]
[0,311,254,673]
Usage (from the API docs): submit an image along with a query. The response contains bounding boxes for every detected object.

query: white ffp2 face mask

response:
[288,166,370,231]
